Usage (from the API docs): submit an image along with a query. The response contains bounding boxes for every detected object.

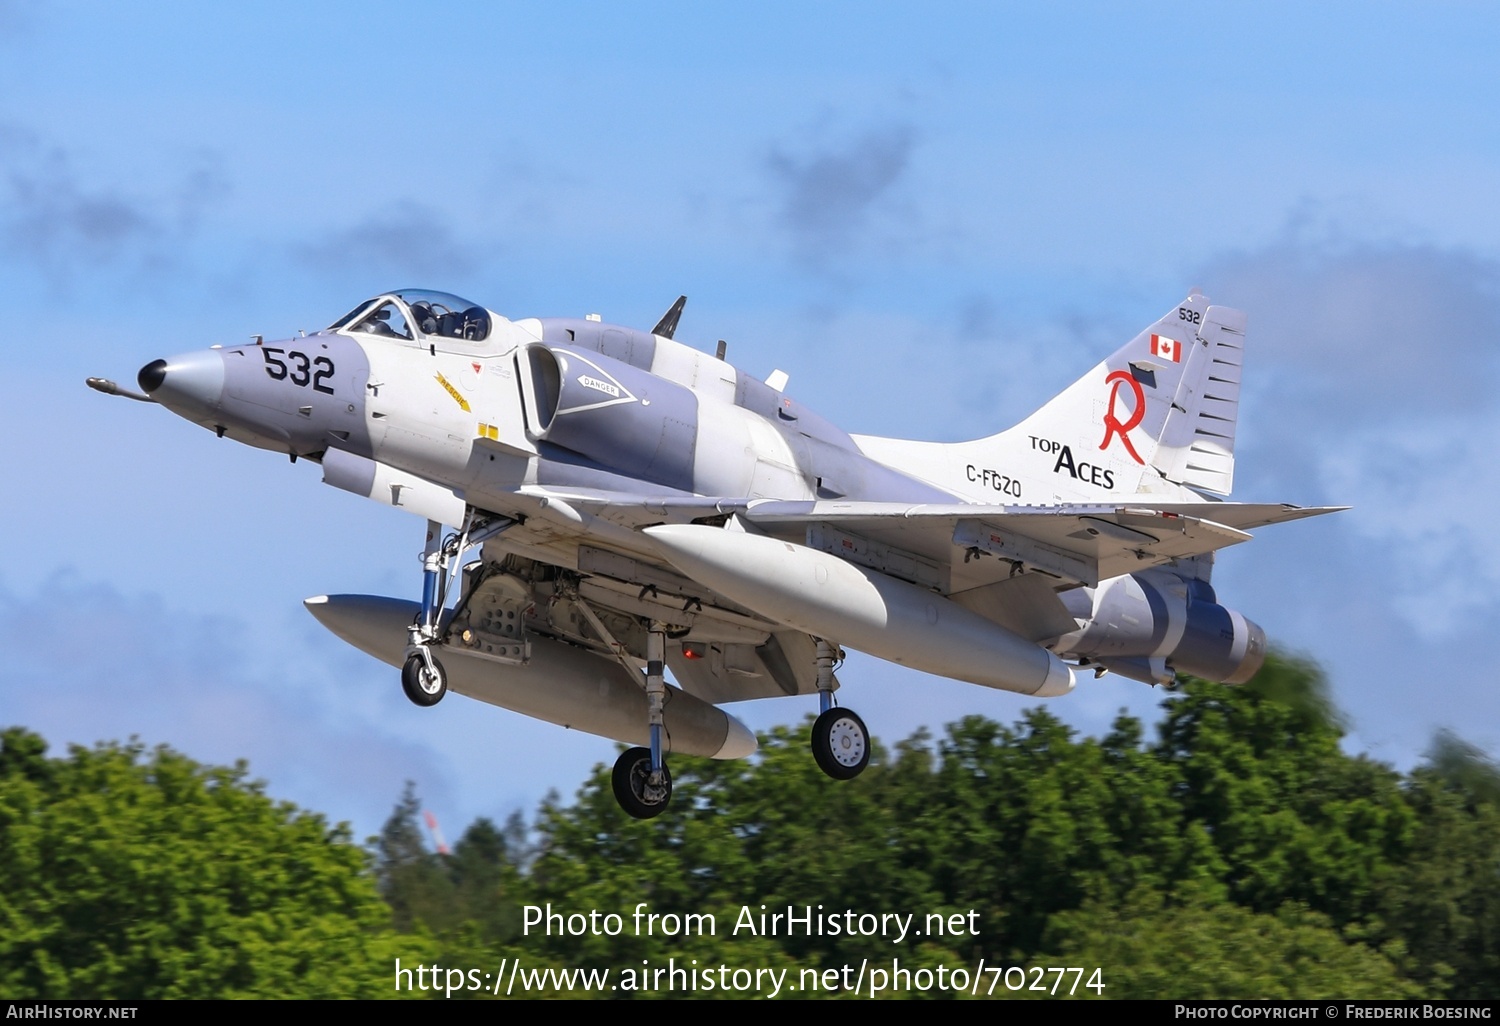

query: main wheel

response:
[811,707,870,780]
[401,652,447,707]
[611,746,672,819]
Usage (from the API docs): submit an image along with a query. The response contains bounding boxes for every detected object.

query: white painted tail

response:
[855,291,1247,502]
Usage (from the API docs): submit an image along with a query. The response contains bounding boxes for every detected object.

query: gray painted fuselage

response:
[152,307,954,519]
[131,289,1300,743]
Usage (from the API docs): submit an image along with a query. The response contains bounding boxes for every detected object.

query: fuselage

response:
[135,289,1267,694]
[139,293,947,514]
[137,290,1196,517]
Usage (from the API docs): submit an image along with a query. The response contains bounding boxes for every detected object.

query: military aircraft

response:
[90,288,1339,818]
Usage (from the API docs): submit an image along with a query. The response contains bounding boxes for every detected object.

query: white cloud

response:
[1199,227,1500,640]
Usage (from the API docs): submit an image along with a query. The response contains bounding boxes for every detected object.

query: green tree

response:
[524,724,917,976]
[896,708,1210,959]
[1155,661,1414,928]
[1037,894,1417,999]
[375,782,458,934]
[373,788,530,947]
[447,816,528,946]
[0,728,402,998]
[1374,732,1500,998]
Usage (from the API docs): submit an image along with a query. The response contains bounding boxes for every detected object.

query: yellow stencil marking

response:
[435,373,471,412]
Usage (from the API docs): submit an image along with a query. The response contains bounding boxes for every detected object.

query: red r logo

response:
[1099,370,1146,465]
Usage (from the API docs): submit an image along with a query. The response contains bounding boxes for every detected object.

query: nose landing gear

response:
[401,512,516,709]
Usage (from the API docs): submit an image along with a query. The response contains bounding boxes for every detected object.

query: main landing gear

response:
[401,512,515,709]
[614,621,674,820]
[606,633,868,819]
[810,638,869,781]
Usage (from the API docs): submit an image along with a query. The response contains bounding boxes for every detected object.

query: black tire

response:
[811,707,870,780]
[611,746,672,819]
[401,653,447,707]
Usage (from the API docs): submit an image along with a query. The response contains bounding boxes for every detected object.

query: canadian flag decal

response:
[1150,334,1182,363]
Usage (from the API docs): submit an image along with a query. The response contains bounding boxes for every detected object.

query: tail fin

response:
[1006,290,1245,496]
[854,291,1246,500]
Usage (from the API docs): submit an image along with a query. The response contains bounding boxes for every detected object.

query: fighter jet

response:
[90,288,1339,818]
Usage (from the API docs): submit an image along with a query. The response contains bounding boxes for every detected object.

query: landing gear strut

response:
[401,512,515,708]
[809,638,869,780]
[608,620,675,819]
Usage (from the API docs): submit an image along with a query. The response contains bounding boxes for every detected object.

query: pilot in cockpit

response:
[332,291,487,343]
[356,306,394,336]
[354,302,413,340]
[408,302,440,336]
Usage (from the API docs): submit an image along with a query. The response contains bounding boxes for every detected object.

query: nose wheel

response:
[401,652,447,707]
[612,746,673,819]
[811,706,869,780]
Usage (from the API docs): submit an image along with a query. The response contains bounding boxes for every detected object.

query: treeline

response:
[1,654,1497,998]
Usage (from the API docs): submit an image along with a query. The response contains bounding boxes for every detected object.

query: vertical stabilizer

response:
[853,291,1247,502]
[1006,290,1246,496]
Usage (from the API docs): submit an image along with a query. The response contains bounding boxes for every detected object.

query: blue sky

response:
[4,2,1499,838]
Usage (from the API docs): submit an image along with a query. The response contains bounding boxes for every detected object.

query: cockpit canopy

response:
[330,289,492,342]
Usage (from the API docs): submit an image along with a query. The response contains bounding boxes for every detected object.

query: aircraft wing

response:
[477,487,1340,700]
[738,499,1345,590]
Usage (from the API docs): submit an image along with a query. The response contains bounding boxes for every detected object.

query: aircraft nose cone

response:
[139,350,225,414]
[137,359,168,393]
